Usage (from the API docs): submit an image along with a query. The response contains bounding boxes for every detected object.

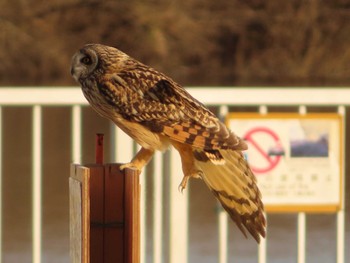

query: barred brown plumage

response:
[71,43,266,243]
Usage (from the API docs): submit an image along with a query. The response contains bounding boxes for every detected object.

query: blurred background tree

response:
[1,0,350,86]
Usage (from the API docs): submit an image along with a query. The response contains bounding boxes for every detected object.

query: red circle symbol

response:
[244,127,283,174]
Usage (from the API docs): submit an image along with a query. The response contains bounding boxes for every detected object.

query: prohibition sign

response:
[244,127,282,174]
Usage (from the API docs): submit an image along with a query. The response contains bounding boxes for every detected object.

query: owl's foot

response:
[178,170,203,193]
[119,147,155,172]
[120,162,141,172]
[178,176,189,193]
[171,141,204,192]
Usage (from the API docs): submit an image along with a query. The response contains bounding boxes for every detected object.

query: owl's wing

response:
[103,74,247,151]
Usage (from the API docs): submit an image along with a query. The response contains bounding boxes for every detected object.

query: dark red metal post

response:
[96,133,104,164]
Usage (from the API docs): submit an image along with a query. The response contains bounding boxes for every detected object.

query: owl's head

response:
[70,44,129,82]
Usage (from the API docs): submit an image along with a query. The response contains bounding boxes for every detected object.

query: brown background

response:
[1,0,350,86]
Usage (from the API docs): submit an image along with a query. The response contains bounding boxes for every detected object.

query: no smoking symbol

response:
[244,127,283,174]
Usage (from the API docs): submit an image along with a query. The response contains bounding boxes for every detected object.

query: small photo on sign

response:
[289,120,329,158]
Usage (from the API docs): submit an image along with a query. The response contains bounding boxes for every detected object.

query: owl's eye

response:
[80,56,92,65]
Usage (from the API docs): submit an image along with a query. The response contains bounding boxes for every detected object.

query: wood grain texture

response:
[70,164,140,263]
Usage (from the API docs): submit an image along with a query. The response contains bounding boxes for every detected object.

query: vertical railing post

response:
[32,105,42,263]
[72,105,82,164]
[258,105,267,263]
[218,105,228,263]
[153,152,163,263]
[297,106,307,263]
[337,106,346,263]
[297,213,306,263]
[169,148,188,263]
[0,106,2,263]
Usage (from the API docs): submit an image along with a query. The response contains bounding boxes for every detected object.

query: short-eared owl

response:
[71,44,266,242]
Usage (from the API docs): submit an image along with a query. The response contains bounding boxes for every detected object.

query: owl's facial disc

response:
[70,48,98,82]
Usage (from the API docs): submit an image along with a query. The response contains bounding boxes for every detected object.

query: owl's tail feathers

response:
[194,149,266,243]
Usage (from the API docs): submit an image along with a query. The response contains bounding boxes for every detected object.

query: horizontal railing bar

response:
[1,87,350,105]
[189,87,350,106]
[0,88,87,105]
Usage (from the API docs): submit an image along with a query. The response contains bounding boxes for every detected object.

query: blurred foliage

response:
[1,0,350,86]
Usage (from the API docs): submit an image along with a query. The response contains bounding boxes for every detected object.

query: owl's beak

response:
[70,67,75,76]
[70,64,80,82]
[70,53,81,82]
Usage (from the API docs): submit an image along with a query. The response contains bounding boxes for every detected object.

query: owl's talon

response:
[178,184,185,193]
[178,176,189,193]
[178,170,203,193]
[120,163,140,172]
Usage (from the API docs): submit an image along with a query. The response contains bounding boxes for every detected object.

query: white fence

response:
[0,87,348,263]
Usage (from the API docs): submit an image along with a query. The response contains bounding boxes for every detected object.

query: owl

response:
[71,44,266,242]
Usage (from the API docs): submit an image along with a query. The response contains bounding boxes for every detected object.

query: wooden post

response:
[70,134,140,263]
[70,164,140,263]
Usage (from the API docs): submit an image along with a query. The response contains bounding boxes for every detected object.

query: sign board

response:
[226,113,343,213]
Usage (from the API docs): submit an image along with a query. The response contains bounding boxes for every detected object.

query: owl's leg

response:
[120,147,155,171]
[171,141,203,192]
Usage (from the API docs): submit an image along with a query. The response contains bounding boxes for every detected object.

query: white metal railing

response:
[1,87,350,106]
[32,105,42,263]
[0,107,2,262]
[0,87,347,263]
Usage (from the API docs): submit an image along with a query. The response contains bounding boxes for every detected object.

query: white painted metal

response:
[140,169,146,263]
[0,88,86,105]
[337,210,345,263]
[0,107,2,263]
[169,147,188,263]
[337,106,346,263]
[297,106,307,263]
[71,105,82,163]
[297,213,306,263]
[153,152,163,263]
[1,87,350,105]
[218,106,228,263]
[190,87,350,106]
[258,213,267,263]
[112,126,134,163]
[218,211,228,263]
[32,105,42,263]
[259,105,268,115]
[258,105,268,263]
[299,105,307,115]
